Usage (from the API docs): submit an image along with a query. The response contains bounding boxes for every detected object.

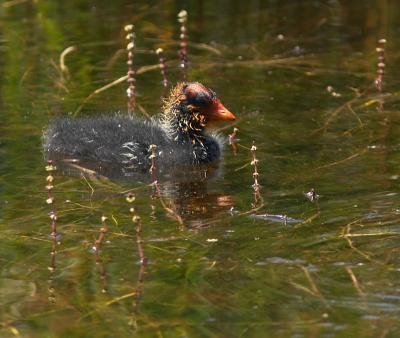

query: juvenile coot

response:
[43,82,235,172]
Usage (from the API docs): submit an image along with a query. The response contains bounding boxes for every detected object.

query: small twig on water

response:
[59,46,76,79]
[295,211,321,228]
[311,94,364,134]
[80,291,137,320]
[137,103,152,119]
[346,103,363,128]
[73,64,161,116]
[345,267,365,297]
[342,223,383,265]
[293,266,329,307]
[314,148,368,171]
[2,0,29,8]
[301,266,323,298]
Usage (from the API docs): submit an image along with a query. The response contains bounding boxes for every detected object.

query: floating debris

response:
[250,213,301,224]
[326,85,341,97]
[229,128,239,155]
[305,188,320,202]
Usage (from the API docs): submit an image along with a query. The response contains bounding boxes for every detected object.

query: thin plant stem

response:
[178,10,188,80]
[125,24,136,114]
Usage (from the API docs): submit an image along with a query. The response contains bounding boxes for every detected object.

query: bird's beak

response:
[207,99,235,121]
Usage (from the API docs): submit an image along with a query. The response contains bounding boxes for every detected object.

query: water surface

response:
[1,1,400,337]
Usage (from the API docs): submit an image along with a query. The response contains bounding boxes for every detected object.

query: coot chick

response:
[43,82,235,172]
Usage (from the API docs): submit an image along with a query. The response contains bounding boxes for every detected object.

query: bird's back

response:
[43,115,171,167]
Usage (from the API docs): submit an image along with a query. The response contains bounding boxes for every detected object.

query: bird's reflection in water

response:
[160,180,233,227]
[53,157,234,227]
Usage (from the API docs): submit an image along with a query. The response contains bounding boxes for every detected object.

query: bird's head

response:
[178,82,235,122]
[162,82,235,141]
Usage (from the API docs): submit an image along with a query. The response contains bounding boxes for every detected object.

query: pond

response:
[1,0,400,337]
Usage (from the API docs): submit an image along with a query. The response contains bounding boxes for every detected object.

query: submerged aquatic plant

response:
[375,38,387,114]
[229,127,239,155]
[375,38,386,93]
[45,160,58,302]
[126,193,147,265]
[178,10,188,80]
[93,216,108,254]
[125,24,136,114]
[156,48,169,91]
[45,160,58,238]
[250,141,261,206]
[149,144,158,186]
[93,216,109,293]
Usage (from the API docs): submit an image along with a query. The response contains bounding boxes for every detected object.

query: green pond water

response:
[1,0,400,337]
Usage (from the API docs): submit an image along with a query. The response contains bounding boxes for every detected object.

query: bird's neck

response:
[160,99,221,163]
[161,103,207,146]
